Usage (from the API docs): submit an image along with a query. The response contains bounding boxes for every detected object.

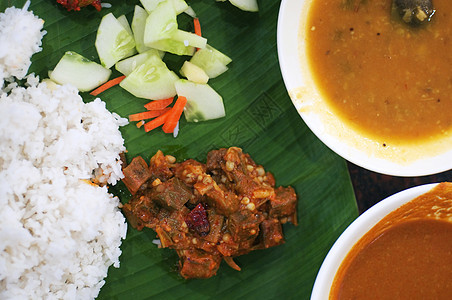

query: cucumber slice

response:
[189,44,232,78]
[117,15,133,36]
[183,6,197,18]
[229,0,259,12]
[143,0,195,56]
[180,61,209,84]
[143,0,177,44]
[140,0,159,12]
[117,15,137,58]
[140,0,189,14]
[120,55,179,100]
[49,51,111,92]
[148,39,195,56]
[173,29,207,49]
[132,5,151,53]
[172,0,189,13]
[95,13,136,69]
[115,49,162,76]
[175,79,225,122]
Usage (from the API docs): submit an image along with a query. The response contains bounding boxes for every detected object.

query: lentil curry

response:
[121,147,297,279]
[306,0,452,146]
[330,182,452,299]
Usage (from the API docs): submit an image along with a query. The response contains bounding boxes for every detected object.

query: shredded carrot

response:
[143,97,174,110]
[90,75,126,96]
[129,107,171,122]
[194,18,201,37]
[162,96,187,133]
[143,109,172,132]
[136,120,145,128]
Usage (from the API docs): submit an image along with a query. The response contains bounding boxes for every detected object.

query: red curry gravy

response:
[306,0,452,145]
[330,182,452,299]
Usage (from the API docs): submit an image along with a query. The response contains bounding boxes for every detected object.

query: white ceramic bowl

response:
[310,183,438,299]
[277,0,452,176]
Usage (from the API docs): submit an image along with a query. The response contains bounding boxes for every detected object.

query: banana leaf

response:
[1,0,358,298]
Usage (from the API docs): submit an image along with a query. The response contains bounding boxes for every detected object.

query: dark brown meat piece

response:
[269,186,298,224]
[149,150,174,181]
[206,148,227,172]
[227,210,261,242]
[151,177,192,210]
[200,181,239,216]
[122,156,151,195]
[260,219,284,248]
[122,194,158,231]
[178,250,222,279]
[155,208,190,248]
[204,209,224,244]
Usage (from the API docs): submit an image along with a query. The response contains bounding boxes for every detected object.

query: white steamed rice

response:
[0,1,45,90]
[0,3,128,299]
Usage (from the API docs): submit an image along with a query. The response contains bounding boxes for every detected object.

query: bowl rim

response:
[276,0,452,177]
[309,182,439,300]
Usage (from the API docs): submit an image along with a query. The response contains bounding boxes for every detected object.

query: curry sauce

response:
[330,182,452,299]
[306,0,452,146]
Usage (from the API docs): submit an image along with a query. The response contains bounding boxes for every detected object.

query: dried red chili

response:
[185,203,210,237]
[56,0,102,11]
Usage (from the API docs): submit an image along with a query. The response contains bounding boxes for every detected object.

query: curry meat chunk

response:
[178,249,222,279]
[121,156,151,195]
[260,218,284,248]
[121,147,298,279]
[151,177,193,210]
[269,186,298,225]
[149,150,174,181]
[122,194,158,231]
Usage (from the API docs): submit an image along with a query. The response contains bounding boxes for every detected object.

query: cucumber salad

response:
[48,0,250,135]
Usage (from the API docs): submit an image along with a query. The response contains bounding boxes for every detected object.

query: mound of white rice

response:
[0,1,45,90]
[0,3,128,299]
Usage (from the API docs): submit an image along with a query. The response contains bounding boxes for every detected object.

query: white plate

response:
[277,0,452,176]
[310,183,438,299]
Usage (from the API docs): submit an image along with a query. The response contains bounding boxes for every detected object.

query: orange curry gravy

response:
[306,0,452,146]
[330,182,452,299]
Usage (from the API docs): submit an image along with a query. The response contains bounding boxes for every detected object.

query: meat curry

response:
[121,147,298,279]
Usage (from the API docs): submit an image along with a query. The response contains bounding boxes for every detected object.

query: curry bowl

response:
[277,0,452,176]
[311,182,452,299]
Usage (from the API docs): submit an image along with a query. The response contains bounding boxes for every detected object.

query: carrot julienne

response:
[143,109,172,132]
[136,120,145,128]
[143,97,174,110]
[129,107,171,122]
[162,96,187,133]
[133,96,186,135]
[194,18,201,37]
[90,75,126,96]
